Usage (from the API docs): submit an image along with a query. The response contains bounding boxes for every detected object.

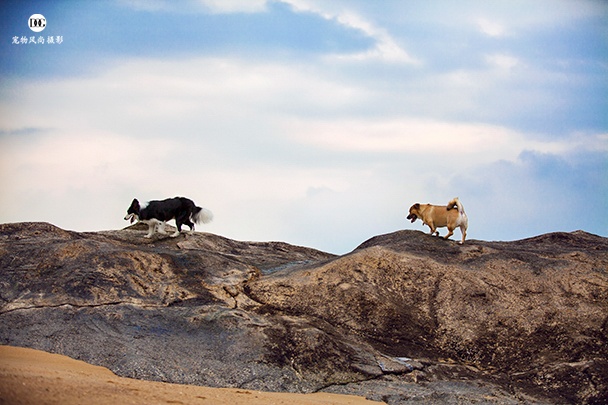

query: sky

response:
[0,0,607,254]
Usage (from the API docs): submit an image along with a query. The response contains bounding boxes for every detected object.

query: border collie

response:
[124,197,213,238]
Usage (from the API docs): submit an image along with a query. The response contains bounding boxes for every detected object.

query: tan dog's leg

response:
[460,226,467,244]
[444,227,454,240]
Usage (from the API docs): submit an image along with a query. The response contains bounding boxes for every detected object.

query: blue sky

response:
[1,0,607,253]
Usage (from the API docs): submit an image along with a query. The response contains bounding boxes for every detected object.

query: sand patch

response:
[0,346,382,405]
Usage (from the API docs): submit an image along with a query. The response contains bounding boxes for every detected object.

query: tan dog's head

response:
[406,203,421,223]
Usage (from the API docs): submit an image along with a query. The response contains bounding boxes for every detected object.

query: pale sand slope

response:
[0,346,383,405]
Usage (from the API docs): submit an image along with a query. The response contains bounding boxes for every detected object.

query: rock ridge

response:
[1,222,607,404]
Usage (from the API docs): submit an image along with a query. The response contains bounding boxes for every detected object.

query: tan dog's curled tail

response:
[447,197,468,243]
[447,197,464,214]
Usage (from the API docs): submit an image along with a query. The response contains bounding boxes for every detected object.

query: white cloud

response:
[485,53,521,71]
[477,18,508,37]
[120,0,268,13]
[197,0,268,13]
[331,11,419,63]
[285,118,578,165]
[469,0,606,36]
[1,132,177,192]
[282,0,419,63]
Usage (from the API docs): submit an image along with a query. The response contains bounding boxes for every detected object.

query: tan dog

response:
[407,197,468,244]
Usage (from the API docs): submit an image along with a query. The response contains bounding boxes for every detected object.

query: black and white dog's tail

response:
[193,206,214,225]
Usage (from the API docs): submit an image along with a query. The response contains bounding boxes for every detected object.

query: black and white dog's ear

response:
[130,198,140,210]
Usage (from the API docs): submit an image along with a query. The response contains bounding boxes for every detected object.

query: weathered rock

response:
[1,222,607,404]
[248,230,608,403]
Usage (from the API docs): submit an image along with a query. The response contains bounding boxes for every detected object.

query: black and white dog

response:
[124,197,213,238]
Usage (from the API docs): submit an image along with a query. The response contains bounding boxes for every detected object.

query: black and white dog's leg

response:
[172,213,195,237]
[157,221,168,235]
[184,219,195,235]
[170,220,182,237]
[144,219,159,238]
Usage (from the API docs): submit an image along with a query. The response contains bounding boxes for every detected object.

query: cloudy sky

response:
[1,0,607,253]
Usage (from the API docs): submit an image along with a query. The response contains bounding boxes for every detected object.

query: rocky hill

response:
[1,222,607,404]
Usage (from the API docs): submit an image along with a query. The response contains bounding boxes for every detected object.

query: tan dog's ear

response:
[414,203,420,209]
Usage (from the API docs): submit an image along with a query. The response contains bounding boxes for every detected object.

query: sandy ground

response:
[0,346,382,405]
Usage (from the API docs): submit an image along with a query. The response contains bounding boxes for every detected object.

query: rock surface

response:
[1,222,607,404]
